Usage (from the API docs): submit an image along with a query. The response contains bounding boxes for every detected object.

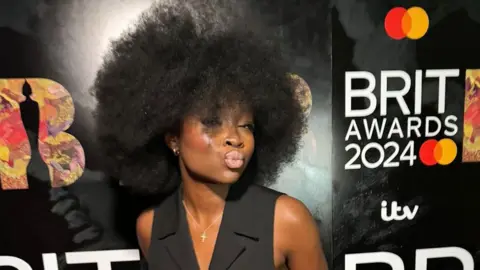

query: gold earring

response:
[173,148,180,156]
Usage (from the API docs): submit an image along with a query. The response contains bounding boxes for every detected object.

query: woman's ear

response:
[165,133,180,156]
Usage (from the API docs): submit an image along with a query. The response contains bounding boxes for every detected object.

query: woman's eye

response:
[201,117,221,127]
[241,124,255,132]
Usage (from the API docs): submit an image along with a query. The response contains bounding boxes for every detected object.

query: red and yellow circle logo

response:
[384,7,429,40]
[419,138,457,166]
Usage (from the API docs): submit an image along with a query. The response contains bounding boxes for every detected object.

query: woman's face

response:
[171,106,255,184]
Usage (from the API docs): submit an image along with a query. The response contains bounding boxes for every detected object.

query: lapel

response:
[154,189,200,269]
[154,184,261,270]
[209,184,261,270]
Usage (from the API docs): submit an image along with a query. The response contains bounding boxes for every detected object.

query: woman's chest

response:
[148,236,278,270]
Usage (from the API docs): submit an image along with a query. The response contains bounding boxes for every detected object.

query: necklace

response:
[182,200,224,242]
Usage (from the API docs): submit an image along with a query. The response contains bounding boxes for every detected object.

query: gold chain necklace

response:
[182,200,224,242]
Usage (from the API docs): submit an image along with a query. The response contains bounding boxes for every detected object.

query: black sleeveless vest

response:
[147,184,283,270]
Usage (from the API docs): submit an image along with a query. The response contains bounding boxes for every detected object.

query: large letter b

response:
[0,78,85,189]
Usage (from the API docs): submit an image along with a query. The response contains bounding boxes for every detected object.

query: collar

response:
[155,183,261,241]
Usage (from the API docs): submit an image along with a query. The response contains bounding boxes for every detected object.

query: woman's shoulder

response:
[136,190,178,228]
[136,190,179,257]
[249,184,316,234]
[274,195,313,222]
[246,184,312,222]
[247,183,284,197]
[137,208,155,230]
[270,189,321,260]
[136,208,155,257]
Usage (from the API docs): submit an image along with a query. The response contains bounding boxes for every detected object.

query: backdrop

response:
[333,1,480,269]
[0,0,332,269]
[4,1,479,270]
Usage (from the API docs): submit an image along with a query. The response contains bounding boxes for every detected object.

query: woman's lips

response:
[224,150,244,169]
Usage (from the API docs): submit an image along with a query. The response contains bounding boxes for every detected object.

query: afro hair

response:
[92,0,307,195]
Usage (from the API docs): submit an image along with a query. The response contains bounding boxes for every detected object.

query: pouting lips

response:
[224,150,244,169]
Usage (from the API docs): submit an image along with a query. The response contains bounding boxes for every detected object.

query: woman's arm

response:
[136,209,154,258]
[275,196,328,270]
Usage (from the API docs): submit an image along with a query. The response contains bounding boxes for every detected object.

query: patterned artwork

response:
[0,78,85,189]
[463,70,480,162]
[289,73,313,118]
[0,79,31,189]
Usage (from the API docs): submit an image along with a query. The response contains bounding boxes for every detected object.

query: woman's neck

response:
[181,178,229,225]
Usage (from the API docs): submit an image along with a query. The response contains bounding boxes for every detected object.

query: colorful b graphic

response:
[462,70,480,162]
[0,78,85,190]
[384,7,429,40]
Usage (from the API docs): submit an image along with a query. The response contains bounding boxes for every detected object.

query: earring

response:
[173,148,180,156]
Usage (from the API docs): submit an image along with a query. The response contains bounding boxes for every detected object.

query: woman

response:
[93,1,328,269]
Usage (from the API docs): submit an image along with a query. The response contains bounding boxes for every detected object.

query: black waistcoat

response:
[147,184,283,270]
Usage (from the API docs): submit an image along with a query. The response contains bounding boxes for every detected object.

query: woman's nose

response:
[224,131,244,148]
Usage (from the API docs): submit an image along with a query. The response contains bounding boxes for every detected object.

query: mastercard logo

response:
[419,138,457,166]
[384,7,429,40]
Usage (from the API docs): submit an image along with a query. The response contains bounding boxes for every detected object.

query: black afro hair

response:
[92,0,307,195]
